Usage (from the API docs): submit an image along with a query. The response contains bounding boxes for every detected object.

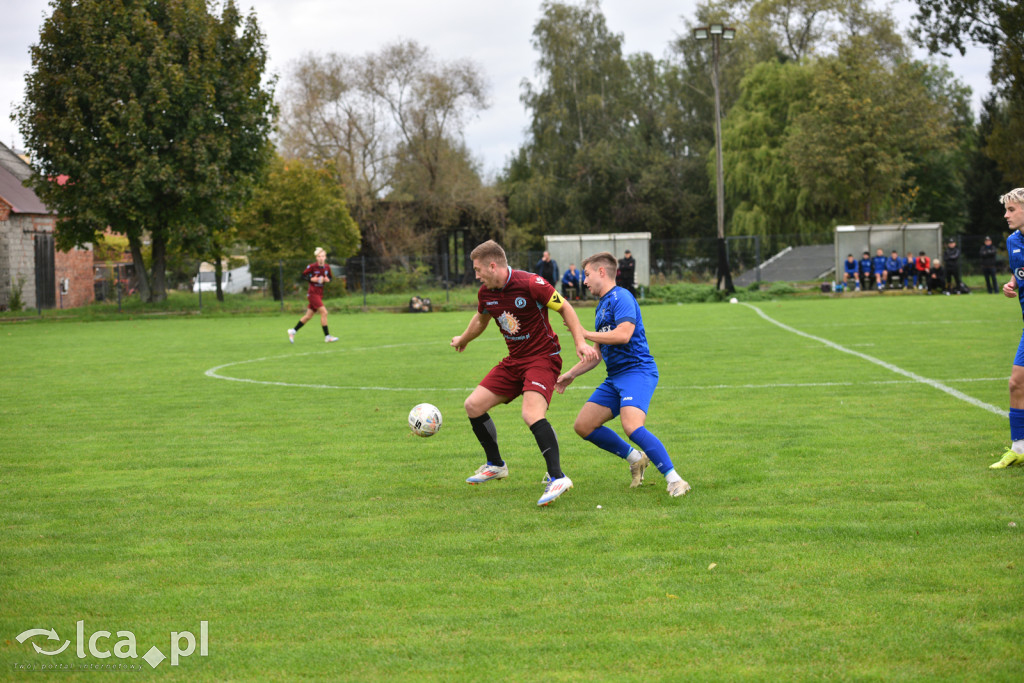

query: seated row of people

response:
[837,248,954,292]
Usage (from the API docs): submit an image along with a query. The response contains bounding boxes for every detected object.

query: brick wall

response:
[0,214,39,309]
[0,213,94,310]
[55,243,95,309]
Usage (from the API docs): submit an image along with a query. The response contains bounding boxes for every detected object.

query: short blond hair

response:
[1000,188,1024,205]
[314,247,326,257]
[470,240,507,267]
[582,251,617,273]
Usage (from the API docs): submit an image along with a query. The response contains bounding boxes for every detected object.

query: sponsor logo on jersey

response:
[498,312,521,335]
[515,296,526,308]
[486,300,499,306]
[1015,249,1021,254]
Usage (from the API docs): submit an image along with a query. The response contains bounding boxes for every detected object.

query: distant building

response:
[0,142,93,310]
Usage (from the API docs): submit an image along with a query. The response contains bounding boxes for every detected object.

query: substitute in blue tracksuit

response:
[858,252,873,290]
[840,254,860,291]
[871,249,888,290]
[886,251,904,288]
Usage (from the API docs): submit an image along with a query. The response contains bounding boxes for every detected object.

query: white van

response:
[193,264,253,293]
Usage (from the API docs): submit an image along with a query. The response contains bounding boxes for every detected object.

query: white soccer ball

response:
[729,297,739,304]
[408,403,442,437]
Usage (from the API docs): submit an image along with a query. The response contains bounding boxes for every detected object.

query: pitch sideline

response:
[743,303,1006,417]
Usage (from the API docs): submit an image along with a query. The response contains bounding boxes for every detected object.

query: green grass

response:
[2,294,1023,680]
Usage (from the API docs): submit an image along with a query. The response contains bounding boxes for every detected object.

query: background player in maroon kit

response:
[450,240,598,506]
[288,247,339,343]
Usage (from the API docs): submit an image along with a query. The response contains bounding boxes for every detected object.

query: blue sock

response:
[584,426,633,459]
[1009,408,1024,442]
[628,427,674,475]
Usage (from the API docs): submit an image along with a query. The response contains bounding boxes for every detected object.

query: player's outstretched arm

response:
[555,300,599,363]
[555,344,603,394]
[451,312,490,353]
[1004,277,1018,298]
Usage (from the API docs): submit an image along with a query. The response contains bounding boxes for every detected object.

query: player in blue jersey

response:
[992,188,1024,468]
[886,250,904,289]
[554,252,691,497]
[840,254,860,292]
[858,251,873,291]
[872,248,888,291]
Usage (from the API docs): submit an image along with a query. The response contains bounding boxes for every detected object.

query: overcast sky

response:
[0,0,992,180]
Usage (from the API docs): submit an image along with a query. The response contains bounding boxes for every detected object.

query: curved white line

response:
[743,303,1006,417]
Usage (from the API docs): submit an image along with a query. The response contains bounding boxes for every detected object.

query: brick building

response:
[0,143,94,310]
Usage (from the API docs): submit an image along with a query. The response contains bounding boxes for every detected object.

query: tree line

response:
[16,0,1022,302]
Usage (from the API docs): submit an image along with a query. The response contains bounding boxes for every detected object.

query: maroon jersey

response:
[477,269,562,360]
[302,263,332,296]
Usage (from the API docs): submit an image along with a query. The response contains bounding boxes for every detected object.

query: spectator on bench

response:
[561,263,583,301]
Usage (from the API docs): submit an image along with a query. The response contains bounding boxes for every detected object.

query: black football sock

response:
[530,418,563,480]
[294,321,305,331]
[469,413,503,466]
[322,325,330,336]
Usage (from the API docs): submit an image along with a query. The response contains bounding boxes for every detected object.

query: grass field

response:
[2,294,1023,680]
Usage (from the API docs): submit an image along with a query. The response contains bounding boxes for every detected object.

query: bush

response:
[373,265,432,294]
[767,281,797,295]
[8,276,25,312]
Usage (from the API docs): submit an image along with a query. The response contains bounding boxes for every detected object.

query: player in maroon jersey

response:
[288,248,339,343]
[450,240,598,506]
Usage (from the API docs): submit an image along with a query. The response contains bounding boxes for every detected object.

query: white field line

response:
[204,335,1007,397]
[743,303,1006,417]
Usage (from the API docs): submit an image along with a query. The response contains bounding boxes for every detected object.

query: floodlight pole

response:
[694,24,736,293]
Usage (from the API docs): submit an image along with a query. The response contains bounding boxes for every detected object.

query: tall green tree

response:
[784,43,953,222]
[965,95,1010,237]
[721,60,838,241]
[506,0,631,236]
[235,156,360,300]
[912,0,1024,181]
[16,0,276,302]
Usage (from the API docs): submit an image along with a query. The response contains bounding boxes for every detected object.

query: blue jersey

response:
[594,286,656,377]
[843,260,858,276]
[872,255,888,273]
[1008,231,1024,321]
[859,258,873,274]
[886,257,901,272]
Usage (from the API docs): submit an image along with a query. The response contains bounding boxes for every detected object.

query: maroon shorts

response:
[307,291,323,311]
[480,354,562,405]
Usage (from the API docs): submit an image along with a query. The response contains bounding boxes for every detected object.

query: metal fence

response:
[91,231,1015,311]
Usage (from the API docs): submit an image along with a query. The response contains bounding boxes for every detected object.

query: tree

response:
[16,0,275,302]
[784,44,954,222]
[721,60,838,241]
[912,0,1024,182]
[278,40,496,265]
[235,156,360,299]
[965,95,1011,237]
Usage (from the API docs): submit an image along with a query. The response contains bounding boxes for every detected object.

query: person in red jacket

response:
[915,251,931,290]
[288,247,339,343]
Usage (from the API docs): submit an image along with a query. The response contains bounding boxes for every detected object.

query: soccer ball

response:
[408,403,442,437]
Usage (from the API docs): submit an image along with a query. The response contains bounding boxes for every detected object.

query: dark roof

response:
[0,141,33,181]
[0,162,50,214]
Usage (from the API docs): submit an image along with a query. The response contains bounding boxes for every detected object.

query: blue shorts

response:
[587,370,658,417]
[1014,330,1024,367]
